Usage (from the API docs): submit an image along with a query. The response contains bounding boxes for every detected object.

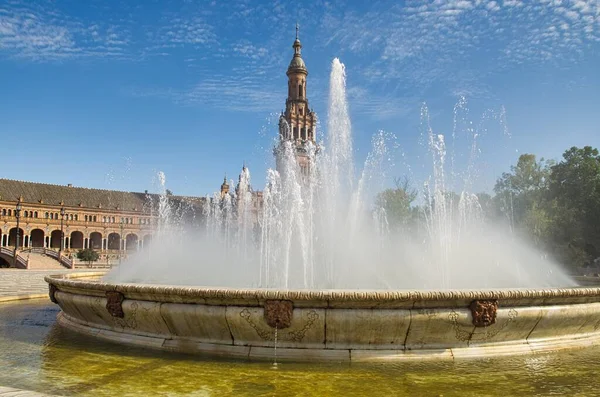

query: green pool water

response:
[1,299,600,396]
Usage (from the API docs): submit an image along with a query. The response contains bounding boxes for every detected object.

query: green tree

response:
[493,153,553,224]
[547,146,600,267]
[375,177,418,232]
[77,248,100,266]
[476,192,494,219]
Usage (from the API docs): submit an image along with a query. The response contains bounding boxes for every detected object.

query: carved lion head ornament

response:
[469,299,498,327]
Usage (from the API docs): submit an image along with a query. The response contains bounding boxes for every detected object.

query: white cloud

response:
[3,0,599,118]
[317,0,600,97]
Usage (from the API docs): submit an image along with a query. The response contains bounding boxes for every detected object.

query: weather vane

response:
[296,22,299,39]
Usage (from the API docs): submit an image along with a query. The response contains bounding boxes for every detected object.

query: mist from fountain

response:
[105,58,575,291]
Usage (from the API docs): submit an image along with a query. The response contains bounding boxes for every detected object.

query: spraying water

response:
[106,58,575,291]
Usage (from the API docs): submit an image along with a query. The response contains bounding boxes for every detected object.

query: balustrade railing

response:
[15,255,28,268]
[60,255,73,269]
[0,215,155,229]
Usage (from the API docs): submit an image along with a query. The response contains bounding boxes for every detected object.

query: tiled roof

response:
[0,179,204,213]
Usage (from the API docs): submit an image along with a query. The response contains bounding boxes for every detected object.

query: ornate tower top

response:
[220,175,229,198]
[287,23,307,76]
[276,26,318,176]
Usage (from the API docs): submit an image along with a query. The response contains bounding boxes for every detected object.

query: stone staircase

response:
[24,252,67,270]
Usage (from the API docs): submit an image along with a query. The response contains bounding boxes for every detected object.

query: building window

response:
[45,212,49,219]
[8,210,12,216]
[55,213,58,219]
[69,214,73,221]
[93,216,97,222]
[85,215,88,222]
[34,211,38,218]
[1,209,5,216]
[50,213,54,220]
[299,84,303,98]
[74,214,78,221]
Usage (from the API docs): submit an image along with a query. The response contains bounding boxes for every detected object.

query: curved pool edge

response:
[46,273,600,362]
[56,310,600,362]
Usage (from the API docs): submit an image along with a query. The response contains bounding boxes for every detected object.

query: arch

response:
[142,234,153,248]
[2,209,6,216]
[125,233,138,251]
[24,210,29,217]
[30,229,45,248]
[89,232,102,250]
[107,233,121,250]
[70,231,84,249]
[8,228,24,248]
[50,230,62,249]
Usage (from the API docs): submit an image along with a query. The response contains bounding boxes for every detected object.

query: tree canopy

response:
[77,248,100,265]
[375,146,600,271]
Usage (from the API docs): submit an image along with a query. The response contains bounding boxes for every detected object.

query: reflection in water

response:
[1,300,599,396]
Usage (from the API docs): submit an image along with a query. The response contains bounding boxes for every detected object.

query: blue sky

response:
[0,0,599,197]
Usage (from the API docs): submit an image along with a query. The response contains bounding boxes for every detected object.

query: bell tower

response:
[277,24,317,174]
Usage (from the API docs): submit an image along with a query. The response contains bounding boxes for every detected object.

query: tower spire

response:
[220,174,230,198]
[276,25,318,175]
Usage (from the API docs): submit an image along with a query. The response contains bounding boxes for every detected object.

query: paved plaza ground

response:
[0,269,102,300]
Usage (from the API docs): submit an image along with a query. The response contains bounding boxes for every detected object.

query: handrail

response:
[60,255,73,269]
[15,254,28,269]
[45,249,59,258]
[20,247,45,254]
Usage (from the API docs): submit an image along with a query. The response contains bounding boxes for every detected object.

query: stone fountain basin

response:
[45,273,600,362]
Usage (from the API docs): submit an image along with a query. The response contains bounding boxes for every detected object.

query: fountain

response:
[45,58,600,362]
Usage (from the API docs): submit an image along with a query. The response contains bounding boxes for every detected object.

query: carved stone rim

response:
[44,273,600,307]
